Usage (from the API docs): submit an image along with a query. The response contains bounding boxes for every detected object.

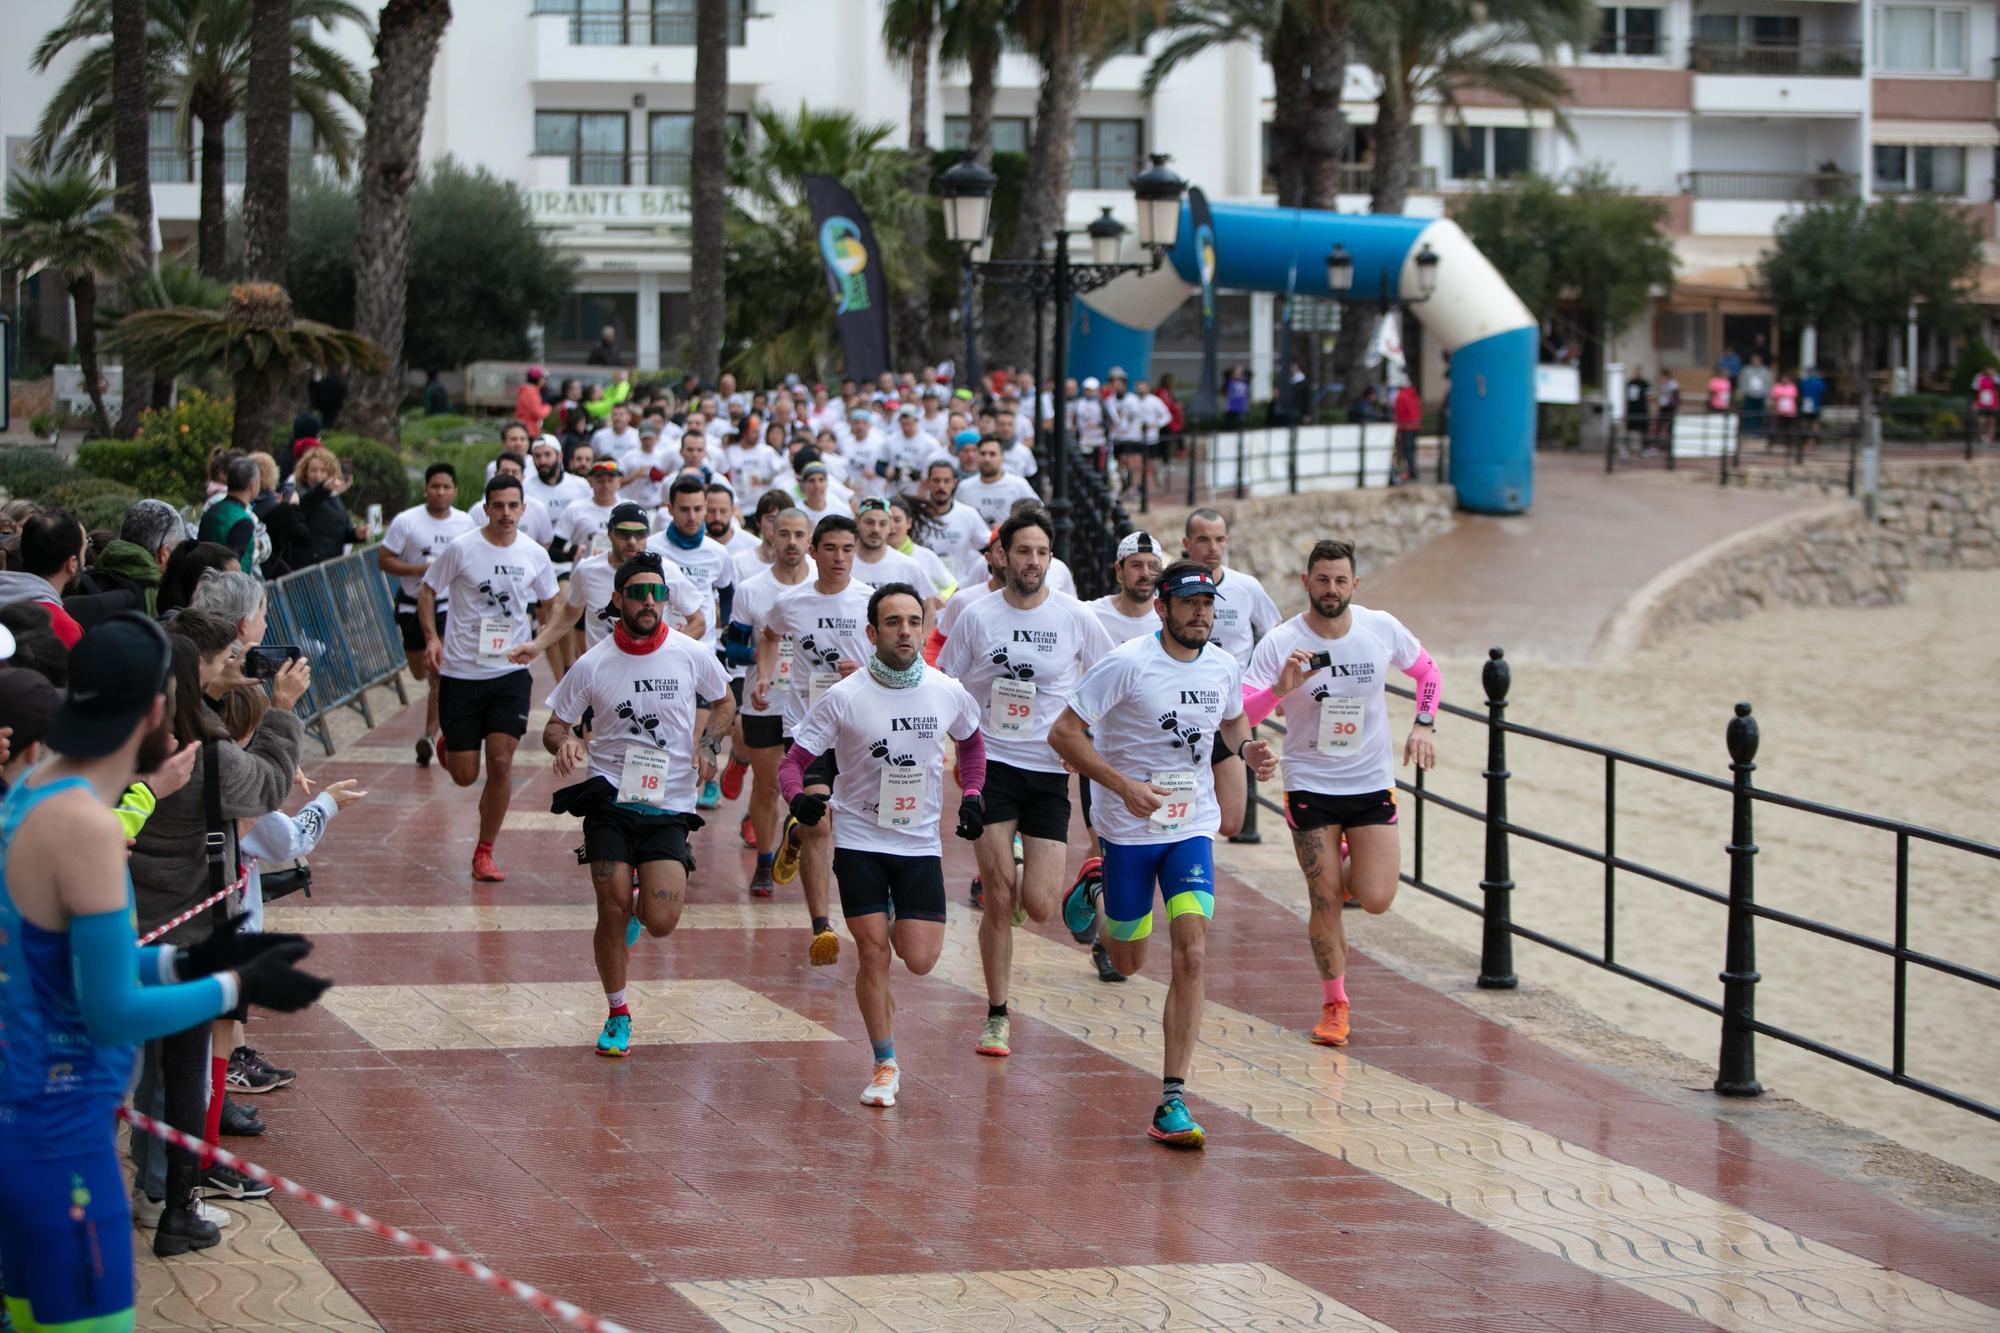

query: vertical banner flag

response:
[1189,187,1221,419]
[804,173,893,382]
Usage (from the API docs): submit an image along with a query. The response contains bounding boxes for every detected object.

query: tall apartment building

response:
[5,0,1996,394]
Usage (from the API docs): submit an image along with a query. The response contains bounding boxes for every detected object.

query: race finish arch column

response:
[1067,201,1538,514]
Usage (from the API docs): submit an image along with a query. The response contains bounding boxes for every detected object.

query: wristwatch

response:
[1414,712,1435,729]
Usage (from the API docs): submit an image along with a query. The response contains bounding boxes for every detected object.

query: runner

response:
[885,495,958,606]
[852,497,940,614]
[706,483,761,559]
[1181,508,1280,839]
[558,458,626,578]
[779,581,985,1107]
[377,463,474,767]
[1241,538,1438,1048]
[721,508,813,895]
[543,553,734,1058]
[469,452,556,547]
[418,474,559,883]
[526,434,592,681]
[752,515,873,965]
[957,437,1038,527]
[918,459,996,583]
[1051,562,1277,1148]
[648,476,737,808]
[520,503,703,657]
[0,614,328,1325]
[938,510,1113,1057]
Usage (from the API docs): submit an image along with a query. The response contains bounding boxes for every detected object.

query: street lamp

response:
[1131,153,1186,252]
[1087,208,1126,265]
[1326,243,1353,296]
[938,157,997,249]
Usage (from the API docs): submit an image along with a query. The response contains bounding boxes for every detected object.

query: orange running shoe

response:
[1310,1001,1350,1047]
[720,757,748,801]
[740,814,757,849]
[471,847,505,883]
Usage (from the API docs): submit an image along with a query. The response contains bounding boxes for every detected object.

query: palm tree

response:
[30,0,372,278]
[111,0,157,435]
[721,104,925,384]
[345,0,451,441]
[939,0,1011,168]
[106,281,385,453]
[110,258,229,410]
[0,171,143,437]
[243,0,295,281]
[689,0,730,385]
[881,0,942,368]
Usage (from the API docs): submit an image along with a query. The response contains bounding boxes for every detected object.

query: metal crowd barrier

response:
[263,547,409,754]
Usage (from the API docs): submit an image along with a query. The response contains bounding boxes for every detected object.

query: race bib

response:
[1317,696,1365,756]
[987,678,1036,736]
[877,766,926,829]
[615,746,671,808]
[476,616,515,667]
[776,638,795,683]
[1150,769,1197,834]
[808,668,840,708]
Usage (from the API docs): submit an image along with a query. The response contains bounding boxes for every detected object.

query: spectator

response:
[1974,365,1998,445]
[0,509,88,647]
[1653,368,1680,450]
[1706,365,1733,414]
[422,368,453,416]
[283,411,321,484]
[1223,366,1249,430]
[1717,345,1743,384]
[515,366,550,433]
[0,604,69,687]
[1345,385,1388,424]
[1739,354,1772,436]
[1771,368,1800,453]
[245,452,284,518]
[291,447,367,566]
[188,570,270,650]
[157,542,240,618]
[196,457,262,574]
[1393,382,1423,482]
[201,448,243,510]
[1623,370,1651,456]
[0,665,61,792]
[307,368,346,428]
[68,499,180,624]
[1800,365,1826,445]
[586,324,625,367]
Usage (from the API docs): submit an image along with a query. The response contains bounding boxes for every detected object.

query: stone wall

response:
[1688,458,1999,571]
[1144,484,1455,615]
[1598,501,1908,658]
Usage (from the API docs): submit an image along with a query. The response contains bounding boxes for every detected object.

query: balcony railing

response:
[148,147,324,185]
[1689,40,1863,77]
[532,3,744,46]
[1338,162,1439,195]
[1679,169,1858,200]
[1588,32,1666,57]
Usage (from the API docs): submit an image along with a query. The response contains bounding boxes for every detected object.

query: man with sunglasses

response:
[543,554,734,1058]
[519,503,704,658]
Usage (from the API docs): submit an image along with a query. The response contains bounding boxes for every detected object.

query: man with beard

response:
[526,435,592,679]
[560,459,626,566]
[1052,562,1277,1149]
[543,554,733,1057]
[419,475,559,883]
[851,498,939,616]
[1181,509,1281,840]
[378,463,474,766]
[647,477,738,808]
[957,437,1039,528]
[938,510,1112,1058]
[918,459,995,584]
[521,504,703,657]
[779,583,984,1108]
[720,508,813,893]
[1240,539,1438,1049]
[705,483,760,559]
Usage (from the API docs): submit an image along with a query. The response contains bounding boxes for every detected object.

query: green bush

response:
[27,408,77,438]
[320,433,412,515]
[46,475,143,532]
[79,389,234,503]
[400,412,497,452]
[422,440,504,508]
[0,449,79,503]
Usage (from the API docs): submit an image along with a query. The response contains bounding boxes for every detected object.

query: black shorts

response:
[582,804,696,869]
[1210,730,1239,767]
[832,847,946,923]
[981,759,1071,841]
[437,670,532,752]
[1285,788,1397,832]
[396,601,443,654]
[729,676,744,705]
[1078,771,1094,831]
[742,714,784,750]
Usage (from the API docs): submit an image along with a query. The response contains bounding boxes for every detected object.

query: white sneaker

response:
[859,1060,900,1107]
[196,1191,232,1227]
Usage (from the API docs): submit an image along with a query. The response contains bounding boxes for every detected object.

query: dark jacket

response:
[65,538,162,624]
[298,483,360,565]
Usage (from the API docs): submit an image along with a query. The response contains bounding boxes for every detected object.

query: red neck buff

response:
[612,618,667,654]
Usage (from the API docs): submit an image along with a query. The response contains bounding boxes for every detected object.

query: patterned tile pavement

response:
[128,668,2000,1331]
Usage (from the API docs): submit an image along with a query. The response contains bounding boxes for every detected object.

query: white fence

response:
[1203,423,1403,498]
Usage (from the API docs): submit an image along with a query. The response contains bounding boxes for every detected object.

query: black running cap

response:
[1158,568,1224,600]
[46,613,172,759]
[608,502,651,531]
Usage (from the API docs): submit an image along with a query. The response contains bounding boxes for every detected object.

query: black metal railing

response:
[1588,31,1666,57]
[1336,163,1439,195]
[533,2,746,46]
[1602,403,1988,491]
[1679,169,1858,199]
[1249,651,2000,1121]
[1690,39,1864,77]
[1062,446,1134,601]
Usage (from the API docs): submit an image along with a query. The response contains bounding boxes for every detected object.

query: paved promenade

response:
[120,666,2000,1332]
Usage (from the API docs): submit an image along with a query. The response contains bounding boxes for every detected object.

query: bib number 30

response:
[1317,696,1365,756]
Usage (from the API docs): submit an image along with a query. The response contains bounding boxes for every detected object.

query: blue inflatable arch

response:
[1067,201,1537,514]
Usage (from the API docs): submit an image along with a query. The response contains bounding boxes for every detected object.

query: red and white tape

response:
[137,875,246,946]
[118,1107,632,1333]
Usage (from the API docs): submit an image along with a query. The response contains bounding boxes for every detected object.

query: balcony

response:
[531,4,780,86]
[1681,169,1856,236]
[1338,163,1439,195]
[1690,41,1863,78]
[1692,41,1866,116]
[1587,32,1669,58]
[529,2,744,47]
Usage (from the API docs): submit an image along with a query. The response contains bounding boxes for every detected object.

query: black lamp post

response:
[940,152,1188,563]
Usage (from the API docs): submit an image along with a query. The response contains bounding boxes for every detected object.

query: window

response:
[536,111,629,185]
[944,116,1031,156]
[1592,7,1662,56]
[1874,143,1967,194]
[647,112,746,186]
[1658,310,1711,368]
[549,293,637,361]
[1875,6,1968,74]
[646,0,745,45]
[148,109,189,182]
[1747,15,1801,45]
[1450,126,1532,181]
[1072,118,1143,189]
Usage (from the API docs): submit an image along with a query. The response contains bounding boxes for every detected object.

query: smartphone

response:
[1306,651,1334,671]
[244,645,303,680]
[366,503,383,532]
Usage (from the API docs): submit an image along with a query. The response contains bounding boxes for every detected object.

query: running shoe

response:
[414,734,433,768]
[226,1046,294,1093]
[720,758,748,802]
[859,1060,900,1107]
[697,779,722,810]
[471,848,505,883]
[773,818,802,884]
[1310,1000,1351,1048]
[975,1014,1011,1057]
[809,926,840,966]
[596,1012,632,1058]
[201,1164,273,1200]
[625,912,643,948]
[1148,1096,1205,1149]
[969,876,984,911]
[1092,942,1127,984]
[749,864,775,898]
[740,814,757,849]
[1062,856,1104,941]
[219,1096,266,1137]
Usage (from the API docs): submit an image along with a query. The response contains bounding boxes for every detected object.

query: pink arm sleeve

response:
[778,743,818,802]
[1241,685,1282,727]
[955,729,987,797]
[1402,650,1440,717]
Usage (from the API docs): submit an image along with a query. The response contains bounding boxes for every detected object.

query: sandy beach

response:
[1246,569,2000,1182]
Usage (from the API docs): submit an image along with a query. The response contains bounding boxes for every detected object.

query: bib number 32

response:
[877,767,926,829]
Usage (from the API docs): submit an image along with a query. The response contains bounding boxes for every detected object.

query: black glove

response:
[235,940,332,1013]
[789,791,828,826]
[955,794,985,842]
[176,913,309,979]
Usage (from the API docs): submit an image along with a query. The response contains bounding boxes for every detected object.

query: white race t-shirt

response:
[1208,565,1282,666]
[732,544,774,583]
[763,578,875,733]
[645,530,736,646]
[958,473,1040,528]
[791,666,981,857]
[719,523,761,558]
[564,553,703,649]
[589,424,640,459]
[1068,634,1244,847]
[729,567,809,708]
[1089,594,1159,646]
[852,546,938,603]
[885,429,947,494]
[544,631,731,812]
[560,499,620,560]
[380,505,473,605]
[420,530,559,680]
[725,443,785,505]
[937,579,997,638]
[1244,607,1423,797]
[617,442,677,510]
[525,471,591,527]
[467,495,554,546]
[937,589,1114,773]
[919,500,992,584]
[1003,440,1038,478]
